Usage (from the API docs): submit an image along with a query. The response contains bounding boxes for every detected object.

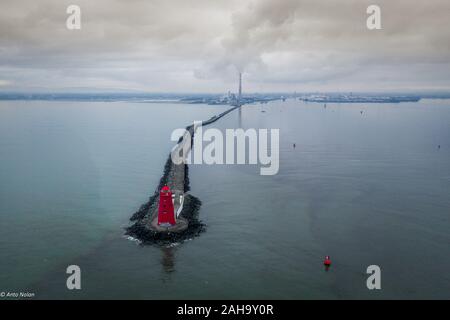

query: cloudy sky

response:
[0,0,449,93]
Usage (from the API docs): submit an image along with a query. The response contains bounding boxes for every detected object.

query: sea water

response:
[0,99,449,299]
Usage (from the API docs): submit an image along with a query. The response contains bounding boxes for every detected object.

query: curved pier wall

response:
[126,105,240,244]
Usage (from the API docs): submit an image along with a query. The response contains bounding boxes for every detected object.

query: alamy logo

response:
[171,121,279,175]
[66,265,81,290]
[366,5,382,30]
[66,5,81,30]
[366,265,381,290]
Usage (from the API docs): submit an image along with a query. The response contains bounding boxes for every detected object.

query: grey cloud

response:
[0,0,449,92]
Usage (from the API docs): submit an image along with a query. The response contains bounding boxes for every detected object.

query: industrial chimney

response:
[238,72,242,103]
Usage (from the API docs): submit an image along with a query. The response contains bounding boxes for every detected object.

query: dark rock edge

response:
[125,155,205,246]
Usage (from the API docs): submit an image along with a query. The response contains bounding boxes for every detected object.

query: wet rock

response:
[126,194,204,246]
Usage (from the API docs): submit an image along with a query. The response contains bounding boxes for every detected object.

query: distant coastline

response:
[299,94,421,103]
[1,92,450,104]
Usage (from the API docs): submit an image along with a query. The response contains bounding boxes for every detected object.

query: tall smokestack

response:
[238,72,242,101]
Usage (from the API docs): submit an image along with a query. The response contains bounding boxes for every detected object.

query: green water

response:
[0,99,449,299]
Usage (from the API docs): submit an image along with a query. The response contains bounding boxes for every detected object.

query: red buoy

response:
[324,256,331,266]
[158,185,176,226]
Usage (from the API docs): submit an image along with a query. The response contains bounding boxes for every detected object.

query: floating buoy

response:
[324,256,331,266]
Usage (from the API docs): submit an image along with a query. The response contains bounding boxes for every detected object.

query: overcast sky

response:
[0,0,449,93]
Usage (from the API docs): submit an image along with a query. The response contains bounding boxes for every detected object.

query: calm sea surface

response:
[0,99,449,299]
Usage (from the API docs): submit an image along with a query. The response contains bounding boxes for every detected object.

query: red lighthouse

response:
[158,186,176,226]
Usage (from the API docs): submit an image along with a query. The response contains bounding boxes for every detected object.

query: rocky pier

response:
[125,105,240,245]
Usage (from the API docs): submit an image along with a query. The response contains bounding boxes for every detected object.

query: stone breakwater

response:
[125,105,240,245]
